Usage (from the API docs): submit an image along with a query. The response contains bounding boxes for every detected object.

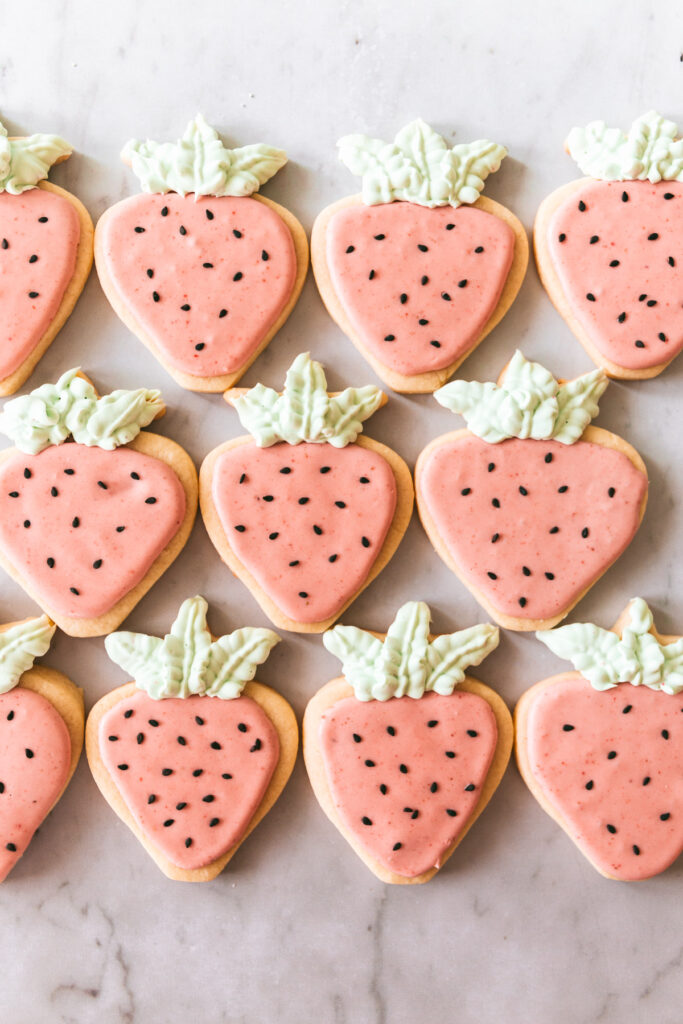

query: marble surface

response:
[1,1,683,1021]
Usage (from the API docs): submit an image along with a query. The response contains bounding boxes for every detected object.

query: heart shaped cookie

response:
[415,352,648,631]
[0,117,93,395]
[95,115,308,392]
[516,599,683,880]
[0,615,83,881]
[0,369,197,636]
[86,596,297,881]
[200,353,413,633]
[304,601,511,883]
[535,111,683,379]
[312,119,527,393]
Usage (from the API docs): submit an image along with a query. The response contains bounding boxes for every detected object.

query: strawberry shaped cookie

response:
[304,601,511,883]
[0,117,93,395]
[200,353,413,632]
[0,369,197,636]
[535,111,683,379]
[87,596,297,881]
[95,115,308,392]
[517,599,683,881]
[0,614,84,881]
[416,352,648,631]
[312,119,528,393]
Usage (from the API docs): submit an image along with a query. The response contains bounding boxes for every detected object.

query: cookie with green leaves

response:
[516,599,683,881]
[0,614,84,882]
[535,111,683,379]
[200,353,413,633]
[303,601,512,884]
[415,352,648,631]
[86,596,297,882]
[95,115,308,393]
[312,118,528,393]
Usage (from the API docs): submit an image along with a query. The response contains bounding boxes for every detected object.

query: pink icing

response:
[0,444,186,618]
[0,188,80,380]
[0,686,71,881]
[547,180,683,370]
[418,435,647,620]
[525,674,683,881]
[326,202,514,375]
[320,690,497,877]
[211,441,397,623]
[99,192,297,377]
[99,690,278,870]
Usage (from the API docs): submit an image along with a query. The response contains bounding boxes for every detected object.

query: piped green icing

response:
[0,119,72,194]
[0,368,164,454]
[122,114,287,198]
[323,601,499,701]
[537,599,683,695]
[104,596,280,701]
[0,615,55,694]
[567,111,683,183]
[434,350,607,445]
[232,352,383,448]
[337,118,506,208]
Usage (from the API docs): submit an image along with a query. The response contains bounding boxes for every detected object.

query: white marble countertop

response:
[1,1,683,1021]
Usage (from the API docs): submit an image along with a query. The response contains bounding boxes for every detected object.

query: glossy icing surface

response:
[100,192,296,377]
[0,444,186,619]
[526,674,683,880]
[419,434,647,620]
[327,202,514,375]
[548,180,683,370]
[0,188,80,380]
[212,441,397,623]
[320,690,497,877]
[0,686,71,882]
[100,690,278,870]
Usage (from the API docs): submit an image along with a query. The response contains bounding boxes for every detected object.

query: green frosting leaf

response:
[0,119,72,194]
[0,368,164,454]
[105,596,280,700]
[338,118,506,208]
[434,350,608,445]
[233,353,383,448]
[122,114,287,198]
[537,599,683,694]
[0,615,55,694]
[323,601,499,701]
[567,111,683,182]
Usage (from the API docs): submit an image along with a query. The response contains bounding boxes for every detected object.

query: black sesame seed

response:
[118,764,129,771]
[519,486,528,496]
[251,739,262,752]
[209,818,220,827]
[387,726,395,736]
[365,759,375,767]
[238,723,248,733]
[399,764,408,774]
[153,291,160,302]
[298,497,309,505]
[352,733,362,743]
[234,525,246,532]
[418,244,428,252]
[488,463,495,472]
[643,777,651,786]
[582,527,589,538]
[97,480,107,490]
[393,842,402,850]
[558,233,566,243]
[23,468,31,479]
[289,560,300,567]
[491,533,499,543]
[384,334,395,342]
[607,750,617,759]
[262,494,274,502]
[195,343,205,351]
[558,485,568,493]
[368,269,375,280]
[421,275,429,285]
[622,191,629,202]
[659,333,667,342]
[609,260,620,267]
[664,192,675,199]
[72,517,80,528]
[25,748,34,759]
[233,272,243,281]
[430,340,441,347]
[519,597,527,608]
[522,566,531,577]
[400,293,408,304]
[446,223,455,230]
[231,227,240,236]
[633,845,641,855]
[210,741,222,750]
[346,245,355,254]
[411,810,419,819]
[465,783,476,792]
[622,705,632,714]
[5,843,16,852]
[162,768,172,776]
[590,235,599,244]
[475,246,484,253]
[1,239,7,249]
[179,225,187,236]
[8,492,18,498]
[492,497,500,508]
[108,735,118,742]
[618,312,626,323]
[29,254,38,263]
[203,263,213,269]
[647,299,657,307]
[578,200,586,211]
[661,812,671,821]
[269,532,279,540]
[161,207,169,216]
[461,487,471,496]
[441,291,451,301]
[585,780,594,790]
[374,233,385,240]
[648,232,659,240]
[219,309,228,318]
[181,303,190,311]
[427,720,438,728]
[147,794,156,804]
[586,293,596,302]
[202,795,215,803]
[299,592,308,599]
[418,318,429,325]
[487,572,497,580]
[23,520,30,528]
[148,719,159,727]
[69,587,79,595]
[359,475,369,483]
[606,824,617,834]
[193,769,203,777]
[668,256,675,267]
[163,819,175,827]
[6,712,13,721]
[361,536,370,547]
[608,487,616,497]
[458,279,468,288]
[662,729,670,739]
[362,816,372,826]
[550,526,559,534]
[313,525,323,535]
[134,226,145,233]
[177,736,187,746]
[545,572,555,580]
[136,732,144,744]
[222,774,232,780]
[131,472,140,480]
[261,250,269,261]
[563,724,575,732]
[124,710,134,719]
[335,501,346,508]
[38,216,48,223]
[445,751,455,758]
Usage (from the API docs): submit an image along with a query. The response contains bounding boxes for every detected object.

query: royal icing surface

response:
[320,690,497,877]
[326,202,514,375]
[99,690,278,870]
[0,444,186,619]
[526,674,683,881]
[418,435,647,620]
[0,686,71,882]
[0,188,80,380]
[548,180,683,370]
[99,192,296,377]
[212,441,397,623]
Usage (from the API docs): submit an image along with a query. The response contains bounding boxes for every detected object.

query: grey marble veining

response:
[0,0,682,1021]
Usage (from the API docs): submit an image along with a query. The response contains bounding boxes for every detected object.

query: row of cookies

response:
[0,351,646,636]
[2,593,680,885]
[1,111,681,398]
